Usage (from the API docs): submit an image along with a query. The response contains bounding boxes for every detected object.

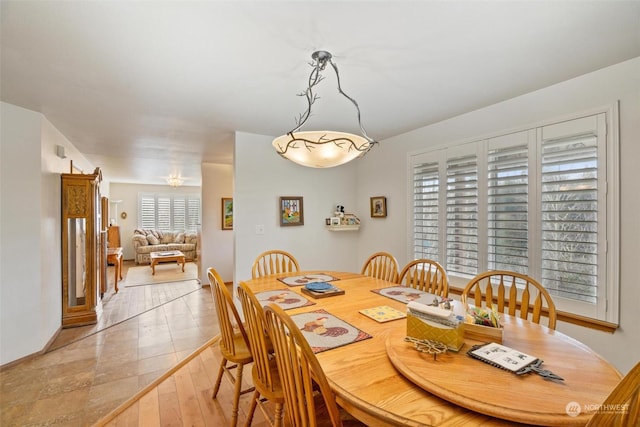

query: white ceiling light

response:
[272,51,377,168]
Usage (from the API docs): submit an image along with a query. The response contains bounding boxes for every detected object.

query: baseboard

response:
[0,325,62,371]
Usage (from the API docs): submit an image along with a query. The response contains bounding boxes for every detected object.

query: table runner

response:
[372,286,442,306]
[290,309,372,353]
[254,289,315,310]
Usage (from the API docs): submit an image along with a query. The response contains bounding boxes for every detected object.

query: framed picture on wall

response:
[370,196,387,218]
[222,198,233,230]
[279,196,304,226]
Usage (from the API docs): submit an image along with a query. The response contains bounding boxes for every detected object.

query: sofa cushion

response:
[147,234,160,245]
[132,234,148,246]
[174,232,185,243]
[136,244,170,254]
[161,231,177,244]
[166,243,196,252]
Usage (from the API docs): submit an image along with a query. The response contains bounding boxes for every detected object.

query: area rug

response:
[124,262,199,287]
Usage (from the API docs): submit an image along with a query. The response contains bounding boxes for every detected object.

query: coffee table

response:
[150,250,186,275]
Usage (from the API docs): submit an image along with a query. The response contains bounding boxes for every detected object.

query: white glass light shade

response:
[272,130,373,168]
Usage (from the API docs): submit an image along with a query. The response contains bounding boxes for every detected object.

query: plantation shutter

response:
[173,198,186,231]
[540,117,601,303]
[446,152,478,276]
[186,197,201,231]
[139,194,155,229]
[487,139,529,273]
[137,193,201,232]
[412,161,440,260]
[156,196,171,231]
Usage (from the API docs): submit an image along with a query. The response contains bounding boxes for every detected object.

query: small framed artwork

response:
[221,198,233,230]
[370,196,387,218]
[280,196,304,226]
[330,217,341,226]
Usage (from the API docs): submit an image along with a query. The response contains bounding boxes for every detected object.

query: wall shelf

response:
[326,225,360,231]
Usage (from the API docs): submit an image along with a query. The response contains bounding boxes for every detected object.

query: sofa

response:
[132,229,197,264]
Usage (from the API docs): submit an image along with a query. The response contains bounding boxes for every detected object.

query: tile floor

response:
[0,261,219,426]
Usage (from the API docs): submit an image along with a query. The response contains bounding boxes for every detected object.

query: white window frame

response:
[408,104,619,324]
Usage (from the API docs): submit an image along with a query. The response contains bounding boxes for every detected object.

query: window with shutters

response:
[446,151,479,276]
[410,110,618,323]
[138,193,201,232]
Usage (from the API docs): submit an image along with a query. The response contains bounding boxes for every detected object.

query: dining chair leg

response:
[230,361,246,427]
[273,402,284,427]
[212,358,227,398]
[244,390,260,427]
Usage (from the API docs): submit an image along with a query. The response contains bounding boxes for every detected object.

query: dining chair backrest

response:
[207,267,253,427]
[462,270,557,330]
[252,249,300,279]
[360,251,399,283]
[585,360,640,427]
[208,268,250,360]
[264,303,344,427]
[398,259,449,297]
[238,282,280,400]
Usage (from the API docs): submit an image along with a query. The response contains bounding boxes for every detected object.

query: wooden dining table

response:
[243,271,622,427]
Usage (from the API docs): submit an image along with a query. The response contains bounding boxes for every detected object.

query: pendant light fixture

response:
[166,174,184,187]
[272,51,377,168]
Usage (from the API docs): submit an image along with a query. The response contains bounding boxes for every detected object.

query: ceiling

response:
[2,1,639,186]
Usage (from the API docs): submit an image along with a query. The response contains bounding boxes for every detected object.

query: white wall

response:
[1,102,95,365]
[356,57,640,374]
[201,163,234,283]
[233,132,362,284]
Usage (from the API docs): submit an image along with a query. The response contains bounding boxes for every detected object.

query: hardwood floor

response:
[99,339,274,427]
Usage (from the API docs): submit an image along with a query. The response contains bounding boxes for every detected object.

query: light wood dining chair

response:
[360,251,399,282]
[208,268,254,427]
[398,259,449,297]
[264,303,365,427]
[237,282,285,427]
[462,270,557,330]
[585,360,640,427]
[251,249,300,279]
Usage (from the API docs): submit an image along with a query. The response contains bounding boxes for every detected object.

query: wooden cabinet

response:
[61,168,106,327]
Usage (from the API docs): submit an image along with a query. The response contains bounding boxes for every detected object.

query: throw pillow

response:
[174,232,185,243]
[147,234,160,245]
[133,235,148,246]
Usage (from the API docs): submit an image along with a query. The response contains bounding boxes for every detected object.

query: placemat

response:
[359,305,407,323]
[372,286,441,306]
[254,289,315,310]
[278,273,339,287]
[290,309,372,353]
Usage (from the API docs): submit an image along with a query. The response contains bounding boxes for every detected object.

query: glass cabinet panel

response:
[67,218,87,307]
